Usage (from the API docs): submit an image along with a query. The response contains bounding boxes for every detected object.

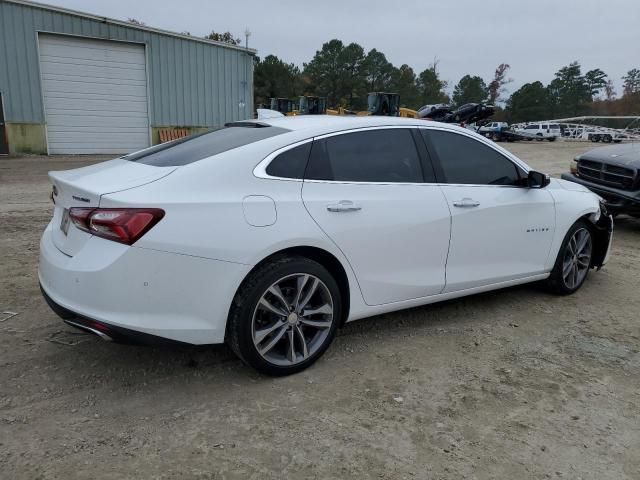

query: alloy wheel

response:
[562,228,592,289]
[251,273,334,366]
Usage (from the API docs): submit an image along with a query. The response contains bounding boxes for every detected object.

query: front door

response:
[420,127,556,292]
[302,127,451,306]
[0,94,8,155]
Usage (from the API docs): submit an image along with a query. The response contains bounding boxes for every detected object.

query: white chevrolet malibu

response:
[39,116,613,375]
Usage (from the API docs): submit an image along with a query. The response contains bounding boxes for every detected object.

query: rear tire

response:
[546,220,593,295]
[226,256,341,376]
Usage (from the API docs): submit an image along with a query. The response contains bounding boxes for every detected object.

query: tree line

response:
[253,38,640,123]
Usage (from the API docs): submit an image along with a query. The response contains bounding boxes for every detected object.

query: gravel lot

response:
[1,141,639,479]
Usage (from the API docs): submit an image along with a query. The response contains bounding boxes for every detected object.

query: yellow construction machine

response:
[327,92,418,117]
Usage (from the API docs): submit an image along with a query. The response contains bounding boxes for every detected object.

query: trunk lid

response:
[49,159,175,256]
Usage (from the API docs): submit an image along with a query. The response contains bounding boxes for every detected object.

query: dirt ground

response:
[1,141,639,480]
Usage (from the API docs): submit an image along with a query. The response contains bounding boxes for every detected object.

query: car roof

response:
[246,115,470,137]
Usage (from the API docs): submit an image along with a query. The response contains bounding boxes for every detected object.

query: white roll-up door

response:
[38,34,150,154]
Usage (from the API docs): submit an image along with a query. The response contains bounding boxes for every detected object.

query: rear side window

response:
[305,129,423,183]
[422,129,521,186]
[124,125,289,167]
[265,142,312,178]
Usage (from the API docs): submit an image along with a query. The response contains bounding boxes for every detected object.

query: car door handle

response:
[327,200,362,213]
[453,198,481,208]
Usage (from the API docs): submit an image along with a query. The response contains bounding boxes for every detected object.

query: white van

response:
[520,123,562,141]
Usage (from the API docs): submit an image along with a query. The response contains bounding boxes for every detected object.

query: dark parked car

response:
[562,143,640,216]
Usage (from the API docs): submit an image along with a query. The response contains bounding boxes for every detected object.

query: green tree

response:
[506,81,550,122]
[547,62,591,117]
[390,64,420,108]
[303,39,347,106]
[338,43,367,107]
[622,68,640,96]
[417,61,449,105]
[452,75,487,107]
[584,68,608,98]
[363,49,395,92]
[487,63,512,104]
[205,31,241,45]
[254,55,302,106]
[303,39,368,107]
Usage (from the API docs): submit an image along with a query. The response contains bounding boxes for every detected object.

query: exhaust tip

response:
[64,320,113,341]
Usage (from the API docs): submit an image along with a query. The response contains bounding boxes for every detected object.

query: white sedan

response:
[39,116,613,375]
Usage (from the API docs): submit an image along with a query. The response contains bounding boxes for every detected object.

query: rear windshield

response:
[123,125,289,167]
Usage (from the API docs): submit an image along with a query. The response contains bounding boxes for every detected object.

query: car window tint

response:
[423,129,520,186]
[526,125,538,130]
[124,125,289,167]
[265,142,312,178]
[542,124,549,129]
[305,129,423,183]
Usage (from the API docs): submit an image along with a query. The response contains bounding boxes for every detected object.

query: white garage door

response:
[39,34,150,154]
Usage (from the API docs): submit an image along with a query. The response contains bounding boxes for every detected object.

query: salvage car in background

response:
[562,142,640,216]
[40,116,613,376]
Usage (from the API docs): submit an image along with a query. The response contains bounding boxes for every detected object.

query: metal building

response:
[0,0,255,155]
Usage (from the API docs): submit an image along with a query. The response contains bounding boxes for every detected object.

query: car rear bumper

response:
[39,221,251,345]
[560,173,640,214]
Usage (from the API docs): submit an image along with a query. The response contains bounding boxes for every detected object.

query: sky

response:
[41,0,639,98]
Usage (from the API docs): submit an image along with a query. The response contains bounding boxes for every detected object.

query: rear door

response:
[421,127,556,292]
[302,127,451,306]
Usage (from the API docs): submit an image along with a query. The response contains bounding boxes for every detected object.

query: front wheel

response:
[546,221,593,294]
[226,256,341,376]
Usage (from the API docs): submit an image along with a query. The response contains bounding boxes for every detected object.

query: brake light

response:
[69,208,165,245]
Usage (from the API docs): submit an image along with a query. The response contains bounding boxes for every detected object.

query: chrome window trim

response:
[313,124,420,140]
[254,124,533,188]
[253,138,313,182]
[254,125,425,183]
[416,124,531,174]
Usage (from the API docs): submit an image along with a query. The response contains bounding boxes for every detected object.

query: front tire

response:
[546,220,593,294]
[226,256,341,376]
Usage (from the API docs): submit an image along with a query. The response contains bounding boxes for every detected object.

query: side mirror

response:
[528,170,551,188]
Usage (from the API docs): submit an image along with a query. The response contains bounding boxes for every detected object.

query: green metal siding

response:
[0,0,254,127]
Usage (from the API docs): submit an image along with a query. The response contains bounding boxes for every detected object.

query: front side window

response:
[525,125,538,130]
[305,129,424,183]
[422,129,521,186]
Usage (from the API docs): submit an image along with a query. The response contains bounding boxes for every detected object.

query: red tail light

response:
[69,208,165,245]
